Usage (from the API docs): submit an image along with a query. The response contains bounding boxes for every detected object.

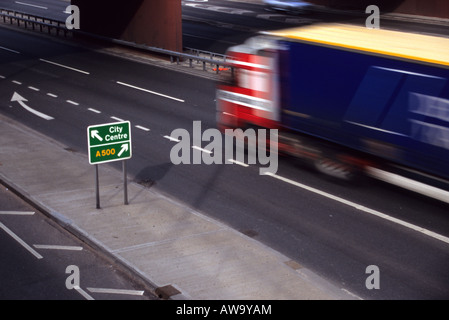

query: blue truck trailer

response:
[216,23,449,202]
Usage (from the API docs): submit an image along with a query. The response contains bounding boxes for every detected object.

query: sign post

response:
[95,164,100,209]
[87,121,132,208]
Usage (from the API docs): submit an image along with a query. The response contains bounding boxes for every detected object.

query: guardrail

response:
[0,9,69,36]
[0,8,234,75]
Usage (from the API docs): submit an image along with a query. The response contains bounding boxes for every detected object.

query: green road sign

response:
[87,121,132,164]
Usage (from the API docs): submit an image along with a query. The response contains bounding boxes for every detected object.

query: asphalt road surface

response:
[0,0,448,300]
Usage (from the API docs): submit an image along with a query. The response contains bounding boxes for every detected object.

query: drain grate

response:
[155,285,181,299]
[285,260,302,270]
[137,179,155,188]
[64,147,77,153]
[240,229,258,238]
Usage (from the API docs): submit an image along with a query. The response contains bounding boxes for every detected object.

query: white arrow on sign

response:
[11,92,54,121]
[118,143,128,157]
[90,130,103,142]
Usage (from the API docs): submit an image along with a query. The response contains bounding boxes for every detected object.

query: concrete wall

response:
[308,0,449,19]
[72,0,183,52]
[394,0,449,18]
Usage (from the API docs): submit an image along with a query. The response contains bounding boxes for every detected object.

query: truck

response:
[216,23,449,203]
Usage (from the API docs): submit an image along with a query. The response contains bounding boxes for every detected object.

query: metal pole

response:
[95,164,100,209]
[123,160,128,205]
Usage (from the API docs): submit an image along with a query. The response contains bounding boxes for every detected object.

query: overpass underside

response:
[71,0,182,52]
[70,0,447,53]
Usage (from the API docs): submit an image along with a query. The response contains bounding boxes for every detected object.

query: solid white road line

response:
[0,222,43,259]
[116,81,185,103]
[367,166,449,205]
[39,59,90,75]
[0,46,20,54]
[15,1,47,9]
[0,211,35,215]
[264,172,449,245]
[87,287,144,296]
[33,245,83,251]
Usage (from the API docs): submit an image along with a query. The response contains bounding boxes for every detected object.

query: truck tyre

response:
[314,157,356,181]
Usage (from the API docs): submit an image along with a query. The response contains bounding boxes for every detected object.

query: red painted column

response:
[71,0,182,52]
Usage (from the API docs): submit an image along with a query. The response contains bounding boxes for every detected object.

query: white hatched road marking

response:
[0,222,43,259]
[33,244,83,251]
[0,211,34,215]
[74,286,95,300]
[87,287,144,296]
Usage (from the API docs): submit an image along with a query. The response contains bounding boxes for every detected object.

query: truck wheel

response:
[314,157,356,181]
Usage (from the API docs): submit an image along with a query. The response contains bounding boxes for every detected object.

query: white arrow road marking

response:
[118,144,128,157]
[90,130,103,142]
[11,92,54,120]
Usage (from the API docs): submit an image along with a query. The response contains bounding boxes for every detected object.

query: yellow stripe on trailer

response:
[263,24,449,68]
